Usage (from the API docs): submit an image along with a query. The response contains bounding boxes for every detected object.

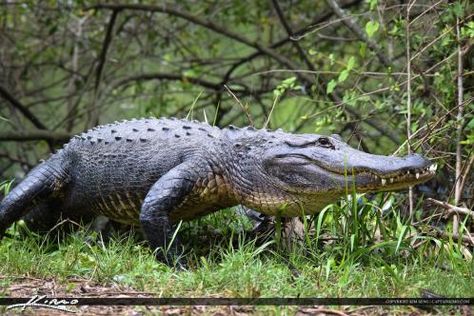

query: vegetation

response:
[0,0,472,314]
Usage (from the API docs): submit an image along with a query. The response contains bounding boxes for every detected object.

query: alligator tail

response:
[0,155,69,237]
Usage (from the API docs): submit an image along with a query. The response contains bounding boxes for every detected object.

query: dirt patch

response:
[1,276,213,315]
[0,276,469,315]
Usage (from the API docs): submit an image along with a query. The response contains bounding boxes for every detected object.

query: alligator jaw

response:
[302,151,437,194]
[352,162,437,192]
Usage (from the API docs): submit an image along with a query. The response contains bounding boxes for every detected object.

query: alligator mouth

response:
[320,162,438,191]
[274,153,436,192]
[351,163,437,188]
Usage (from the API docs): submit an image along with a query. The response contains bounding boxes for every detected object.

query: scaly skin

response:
[0,117,436,264]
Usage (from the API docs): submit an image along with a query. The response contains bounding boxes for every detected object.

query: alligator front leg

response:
[140,161,203,266]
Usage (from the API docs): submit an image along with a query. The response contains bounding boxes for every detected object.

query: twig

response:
[220,0,363,85]
[89,9,120,128]
[263,95,279,129]
[271,0,315,71]
[110,72,225,92]
[409,12,474,63]
[0,84,47,130]
[429,226,474,246]
[86,3,308,82]
[427,198,474,219]
[458,155,474,199]
[406,0,415,220]
[453,15,465,236]
[325,0,390,67]
[0,130,72,142]
[224,85,253,126]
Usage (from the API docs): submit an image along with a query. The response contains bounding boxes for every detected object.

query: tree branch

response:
[110,72,225,92]
[222,0,363,84]
[427,198,474,219]
[325,0,391,67]
[453,15,466,235]
[89,9,120,128]
[272,1,393,142]
[0,84,47,130]
[0,130,72,142]
[341,106,401,144]
[86,3,308,83]
[428,225,474,246]
[270,0,315,71]
[95,10,120,93]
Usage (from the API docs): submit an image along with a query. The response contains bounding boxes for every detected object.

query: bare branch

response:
[270,0,315,71]
[224,85,253,126]
[0,130,72,142]
[110,73,225,92]
[222,0,363,84]
[325,0,391,67]
[95,10,120,93]
[0,84,47,130]
[453,15,466,235]
[86,3,309,83]
[406,0,414,219]
[427,198,474,219]
[428,225,474,246]
[89,9,120,127]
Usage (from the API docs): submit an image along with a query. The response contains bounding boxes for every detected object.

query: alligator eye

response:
[318,137,334,148]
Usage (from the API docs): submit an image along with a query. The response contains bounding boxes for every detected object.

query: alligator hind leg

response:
[0,159,68,237]
[23,202,98,239]
[22,200,62,234]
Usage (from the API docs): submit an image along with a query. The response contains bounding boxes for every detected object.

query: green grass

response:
[0,205,472,297]
[0,180,472,314]
[0,217,472,298]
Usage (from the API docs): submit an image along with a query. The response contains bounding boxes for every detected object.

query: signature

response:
[7,295,79,313]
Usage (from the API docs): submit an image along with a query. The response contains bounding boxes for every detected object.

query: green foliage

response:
[0,180,14,197]
[461,21,474,38]
[0,0,473,305]
[327,56,357,95]
[367,0,378,11]
[273,76,298,98]
[365,20,380,38]
[326,79,338,95]
[462,115,474,145]
[0,198,472,301]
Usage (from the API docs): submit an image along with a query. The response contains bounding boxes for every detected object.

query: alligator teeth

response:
[381,178,386,186]
[390,178,394,183]
[429,164,437,172]
[416,173,420,179]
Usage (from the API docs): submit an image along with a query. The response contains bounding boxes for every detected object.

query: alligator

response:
[0,117,437,264]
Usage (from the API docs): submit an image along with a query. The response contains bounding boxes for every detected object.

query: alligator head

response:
[233,131,436,215]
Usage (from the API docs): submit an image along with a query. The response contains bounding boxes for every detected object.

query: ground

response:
[0,199,472,315]
[2,277,470,315]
